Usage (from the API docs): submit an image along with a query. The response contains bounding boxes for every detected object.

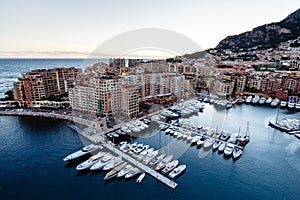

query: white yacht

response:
[288,101,295,109]
[280,101,287,108]
[224,143,235,156]
[227,133,240,144]
[117,164,134,178]
[271,98,281,107]
[258,97,266,105]
[191,136,200,145]
[121,126,131,133]
[212,140,221,150]
[265,97,273,105]
[102,157,123,171]
[156,155,173,170]
[203,138,215,148]
[197,136,206,146]
[90,154,113,171]
[76,151,106,171]
[252,95,260,104]
[63,144,100,162]
[136,173,146,184]
[245,96,253,104]
[162,160,179,174]
[125,167,140,179]
[169,165,186,179]
[149,154,166,165]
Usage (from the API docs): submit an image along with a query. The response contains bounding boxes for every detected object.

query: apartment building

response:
[13,68,79,103]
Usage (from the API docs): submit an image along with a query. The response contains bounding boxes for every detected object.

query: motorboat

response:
[288,101,295,109]
[258,97,266,105]
[191,136,200,145]
[232,146,243,159]
[177,133,183,140]
[90,154,113,170]
[162,160,179,174]
[212,140,221,150]
[125,167,140,179]
[296,103,300,111]
[271,98,281,108]
[265,97,273,105]
[224,143,235,156]
[121,126,131,133]
[140,148,154,156]
[102,157,123,171]
[251,95,260,104]
[227,133,240,144]
[218,142,226,153]
[197,136,206,146]
[219,131,231,141]
[143,150,159,165]
[169,165,186,179]
[136,173,146,184]
[149,154,166,165]
[117,164,134,178]
[203,138,215,148]
[104,162,127,180]
[63,144,101,162]
[280,101,287,108]
[245,96,252,104]
[76,151,106,171]
[156,155,173,170]
[226,102,233,109]
[129,124,141,132]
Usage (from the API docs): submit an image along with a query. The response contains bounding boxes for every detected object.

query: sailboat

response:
[238,121,250,146]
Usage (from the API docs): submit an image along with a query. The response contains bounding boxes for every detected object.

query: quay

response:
[79,130,178,189]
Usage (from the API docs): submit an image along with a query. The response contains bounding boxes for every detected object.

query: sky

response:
[0,0,299,58]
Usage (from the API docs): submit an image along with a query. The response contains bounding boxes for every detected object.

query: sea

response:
[0,59,300,200]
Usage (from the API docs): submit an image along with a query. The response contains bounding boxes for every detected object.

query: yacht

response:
[218,142,226,153]
[90,154,113,170]
[258,97,266,105]
[226,102,233,109]
[162,160,179,174]
[219,131,231,141]
[117,164,134,177]
[125,167,140,179]
[143,150,159,165]
[251,95,260,104]
[136,173,146,184]
[140,148,154,156]
[63,144,100,162]
[76,151,106,171]
[212,140,221,150]
[295,103,300,111]
[203,138,215,148]
[288,101,295,109]
[191,136,200,145]
[169,165,186,179]
[156,155,173,170]
[227,133,240,144]
[245,96,253,104]
[271,98,281,108]
[177,133,183,140]
[121,126,132,133]
[102,157,123,171]
[104,162,127,180]
[197,136,206,146]
[265,97,273,105]
[149,154,166,165]
[280,101,287,108]
[232,146,243,159]
[224,143,235,156]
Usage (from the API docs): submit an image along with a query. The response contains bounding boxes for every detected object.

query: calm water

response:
[1,104,299,200]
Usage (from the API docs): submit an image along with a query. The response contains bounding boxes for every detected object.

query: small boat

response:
[136,173,145,183]
[156,155,173,170]
[104,162,127,180]
[258,97,266,105]
[280,101,287,108]
[232,146,243,159]
[296,103,300,111]
[169,165,186,179]
[218,142,226,153]
[224,143,235,156]
[117,164,134,178]
[271,98,281,108]
[245,96,253,104]
[212,140,221,150]
[251,95,260,104]
[226,102,233,109]
[288,101,295,110]
[125,167,140,179]
[191,136,200,145]
[265,97,273,105]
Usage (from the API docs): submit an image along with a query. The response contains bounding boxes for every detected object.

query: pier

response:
[79,131,178,189]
